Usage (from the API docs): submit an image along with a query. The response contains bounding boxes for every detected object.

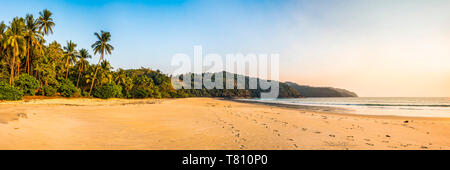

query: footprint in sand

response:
[400,144,411,147]
[301,128,308,131]
[329,134,335,138]
[366,143,374,146]
[288,138,294,141]
[272,130,281,136]
[314,131,321,134]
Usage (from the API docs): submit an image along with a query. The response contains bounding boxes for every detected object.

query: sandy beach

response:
[1,97,450,150]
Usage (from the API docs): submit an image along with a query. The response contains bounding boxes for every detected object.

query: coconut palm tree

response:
[0,21,6,58]
[63,40,78,79]
[115,68,127,86]
[0,21,5,73]
[25,14,43,75]
[99,60,113,84]
[38,9,55,36]
[4,17,26,86]
[0,21,5,41]
[88,30,114,95]
[75,48,91,88]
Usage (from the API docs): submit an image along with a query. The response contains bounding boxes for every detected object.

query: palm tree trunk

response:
[17,62,20,76]
[66,66,69,79]
[65,57,70,79]
[26,40,30,75]
[77,69,82,88]
[88,55,103,95]
[10,54,15,86]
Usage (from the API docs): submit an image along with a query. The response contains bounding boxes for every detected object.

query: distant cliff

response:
[285,82,358,97]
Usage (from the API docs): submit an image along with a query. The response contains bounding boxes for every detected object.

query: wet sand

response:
[1,97,450,150]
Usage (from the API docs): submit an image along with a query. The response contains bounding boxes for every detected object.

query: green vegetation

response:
[176,72,301,98]
[0,81,23,100]
[58,78,79,97]
[0,9,301,101]
[93,83,122,99]
[15,74,39,95]
[42,84,57,96]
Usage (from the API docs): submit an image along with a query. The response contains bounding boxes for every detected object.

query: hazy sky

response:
[1,0,449,97]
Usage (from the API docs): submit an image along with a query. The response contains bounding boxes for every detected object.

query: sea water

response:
[242,97,450,118]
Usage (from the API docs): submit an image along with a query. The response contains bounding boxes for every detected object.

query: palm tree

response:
[115,68,127,86]
[0,21,5,40]
[63,40,78,79]
[0,21,5,72]
[25,14,43,75]
[88,30,114,95]
[38,9,55,36]
[0,21,6,58]
[99,60,113,84]
[76,48,91,88]
[4,17,26,86]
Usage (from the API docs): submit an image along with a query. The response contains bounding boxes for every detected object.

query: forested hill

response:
[285,82,358,97]
[175,72,301,98]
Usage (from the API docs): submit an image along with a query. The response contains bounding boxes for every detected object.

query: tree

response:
[63,40,78,79]
[99,60,113,84]
[0,21,6,80]
[25,14,43,75]
[88,30,114,95]
[38,9,55,36]
[75,48,91,88]
[115,68,127,86]
[4,17,26,86]
[0,21,6,65]
[47,41,66,79]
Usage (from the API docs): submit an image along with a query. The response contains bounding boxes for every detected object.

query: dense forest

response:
[175,72,301,98]
[0,9,301,101]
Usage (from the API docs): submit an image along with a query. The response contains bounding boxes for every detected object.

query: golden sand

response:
[1,97,449,150]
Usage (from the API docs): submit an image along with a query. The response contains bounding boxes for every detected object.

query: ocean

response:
[241,97,450,118]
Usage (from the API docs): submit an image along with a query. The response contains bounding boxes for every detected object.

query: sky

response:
[1,0,449,97]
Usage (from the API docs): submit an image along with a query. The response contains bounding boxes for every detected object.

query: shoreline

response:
[3,96,448,121]
[1,97,450,149]
[230,98,450,120]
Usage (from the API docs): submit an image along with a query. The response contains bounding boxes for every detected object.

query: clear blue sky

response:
[0,0,300,71]
[1,0,450,97]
